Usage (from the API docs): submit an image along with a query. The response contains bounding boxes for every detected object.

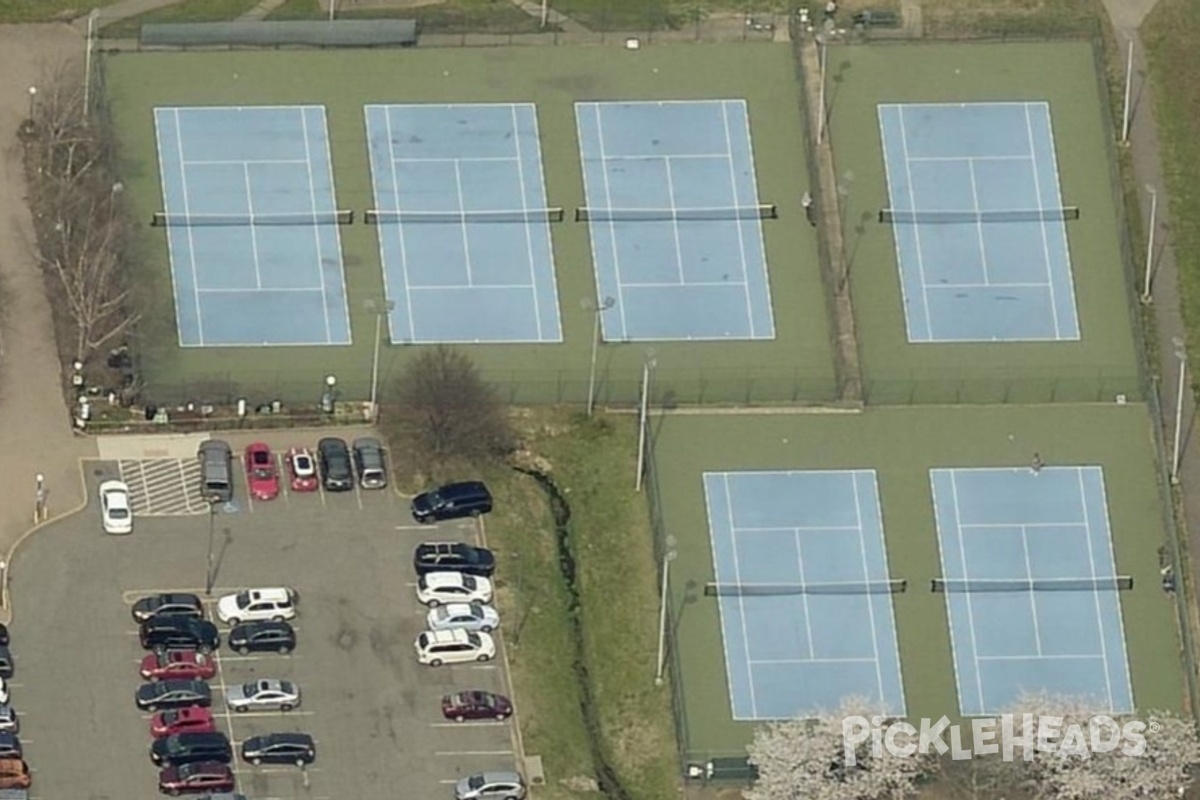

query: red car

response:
[441,689,513,722]
[140,650,217,681]
[150,706,216,739]
[286,448,319,493]
[244,443,279,501]
[158,761,234,795]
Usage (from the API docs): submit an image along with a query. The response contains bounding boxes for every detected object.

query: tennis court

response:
[364,103,563,344]
[703,470,906,720]
[879,102,1080,343]
[576,100,775,342]
[154,105,351,347]
[931,466,1133,716]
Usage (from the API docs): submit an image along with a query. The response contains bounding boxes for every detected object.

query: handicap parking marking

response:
[118,458,208,516]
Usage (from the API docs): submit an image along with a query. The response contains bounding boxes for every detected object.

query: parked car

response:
[455,771,526,800]
[140,651,217,681]
[413,542,495,578]
[427,602,500,633]
[244,443,279,501]
[411,480,493,524]
[151,732,233,767]
[0,648,14,680]
[132,593,204,623]
[99,479,133,534]
[192,794,247,800]
[416,572,494,607]
[414,629,495,667]
[240,732,315,766]
[351,437,388,489]
[0,706,17,734]
[136,680,213,712]
[216,588,297,625]
[316,438,353,492]
[442,690,513,722]
[197,440,234,503]
[151,707,216,739]
[0,625,9,647]
[225,679,300,713]
[141,617,220,653]
[0,759,30,790]
[286,448,319,493]
[158,761,235,796]
[228,621,295,655]
[0,733,21,759]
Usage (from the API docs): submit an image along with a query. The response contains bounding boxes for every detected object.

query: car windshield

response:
[468,776,485,790]
[241,682,259,694]
[462,576,477,590]
[428,491,445,508]
[235,592,251,607]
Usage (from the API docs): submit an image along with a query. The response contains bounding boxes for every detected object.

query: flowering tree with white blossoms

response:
[745,697,937,800]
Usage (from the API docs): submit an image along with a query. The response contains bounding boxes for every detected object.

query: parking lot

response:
[9,445,519,800]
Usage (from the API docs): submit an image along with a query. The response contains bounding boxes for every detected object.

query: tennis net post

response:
[930,576,1133,593]
[575,204,778,223]
[364,208,564,224]
[704,579,907,596]
[878,207,1080,224]
[151,210,353,227]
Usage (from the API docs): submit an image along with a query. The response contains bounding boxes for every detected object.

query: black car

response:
[317,438,353,492]
[228,621,295,655]
[136,680,213,712]
[0,624,9,647]
[240,732,315,766]
[132,593,205,623]
[411,481,493,523]
[0,647,14,680]
[140,616,220,653]
[0,733,21,759]
[413,542,496,578]
[151,732,232,767]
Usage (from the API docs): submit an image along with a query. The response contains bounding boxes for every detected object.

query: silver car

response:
[455,771,526,800]
[224,679,300,713]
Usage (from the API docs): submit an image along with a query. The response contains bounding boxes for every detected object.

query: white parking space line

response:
[439,779,460,785]
[354,480,364,510]
[277,452,291,504]
[235,767,324,775]
[395,525,426,531]
[434,750,513,756]
[467,665,498,671]
[218,655,305,663]
[226,710,315,718]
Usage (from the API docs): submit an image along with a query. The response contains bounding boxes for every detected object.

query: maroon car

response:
[150,706,217,739]
[441,690,513,722]
[158,761,234,795]
[140,651,217,681]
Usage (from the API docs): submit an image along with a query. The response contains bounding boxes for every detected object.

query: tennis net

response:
[930,576,1133,593]
[364,208,564,224]
[576,204,778,222]
[878,207,1080,224]
[151,210,353,227]
[704,579,907,596]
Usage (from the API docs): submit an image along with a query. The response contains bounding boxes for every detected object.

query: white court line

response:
[196,287,324,294]
[966,159,992,286]
[1035,101,1080,340]
[623,280,747,289]
[725,475,762,719]
[895,106,936,342]
[394,156,519,163]
[905,154,1033,163]
[510,104,545,341]
[314,106,352,345]
[380,107,418,343]
[661,156,687,285]
[868,469,907,716]
[300,106,334,345]
[1077,467,1116,710]
[607,152,733,161]
[948,470,987,714]
[172,108,207,347]
[851,472,888,712]
[589,104,630,340]
[790,513,817,662]
[733,524,862,533]
[1019,524,1044,656]
[722,100,759,337]
[452,160,477,287]
[526,103,564,343]
[703,477,747,718]
[925,282,1051,290]
[930,471,968,716]
[977,653,1104,662]
[1091,467,1134,710]
[748,656,879,665]
[407,283,535,292]
[184,159,311,166]
[1023,102,1063,340]
[960,521,1085,530]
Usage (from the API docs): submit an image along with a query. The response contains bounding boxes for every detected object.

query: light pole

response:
[320,374,338,415]
[1141,184,1158,303]
[84,9,99,120]
[205,496,220,596]
[27,87,36,122]
[584,296,615,416]
[816,33,829,144]
[655,536,678,685]
[636,352,657,492]
[1172,338,1188,484]
[328,0,336,21]
[366,299,395,421]
[1121,37,1134,144]
[540,0,548,26]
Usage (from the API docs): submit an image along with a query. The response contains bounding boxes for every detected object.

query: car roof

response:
[248,731,312,746]
[147,592,202,605]
[198,440,231,454]
[424,572,472,587]
[238,587,292,602]
[352,437,382,449]
[425,628,473,644]
[234,620,294,634]
[478,771,523,784]
[99,480,129,494]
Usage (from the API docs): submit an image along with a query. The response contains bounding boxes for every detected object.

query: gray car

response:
[198,440,233,503]
[352,438,388,489]
[225,679,300,713]
[455,771,527,800]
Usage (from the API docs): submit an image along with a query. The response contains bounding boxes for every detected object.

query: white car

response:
[415,628,495,666]
[416,572,494,607]
[427,602,500,633]
[99,480,132,535]
[216,588,297,625]
[225,679,301,713]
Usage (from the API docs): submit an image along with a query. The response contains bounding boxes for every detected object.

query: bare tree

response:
[384,345,513,467]
[1009,691,1199,800]
[746,697,936,800]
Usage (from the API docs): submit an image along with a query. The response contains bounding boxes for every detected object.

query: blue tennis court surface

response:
[154,106,351,347]
[576,101,775,342]
[364,103,563,344]
[703,470,905,719]
[879,102,1080,343]
[931,467,1133,716]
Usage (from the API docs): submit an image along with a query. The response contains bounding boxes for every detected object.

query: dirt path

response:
[0,25,98,585]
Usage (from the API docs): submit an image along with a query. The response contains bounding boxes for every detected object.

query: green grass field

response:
[102,44,834,409]
[827,42,1141,405]
[650,404,1184,759]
